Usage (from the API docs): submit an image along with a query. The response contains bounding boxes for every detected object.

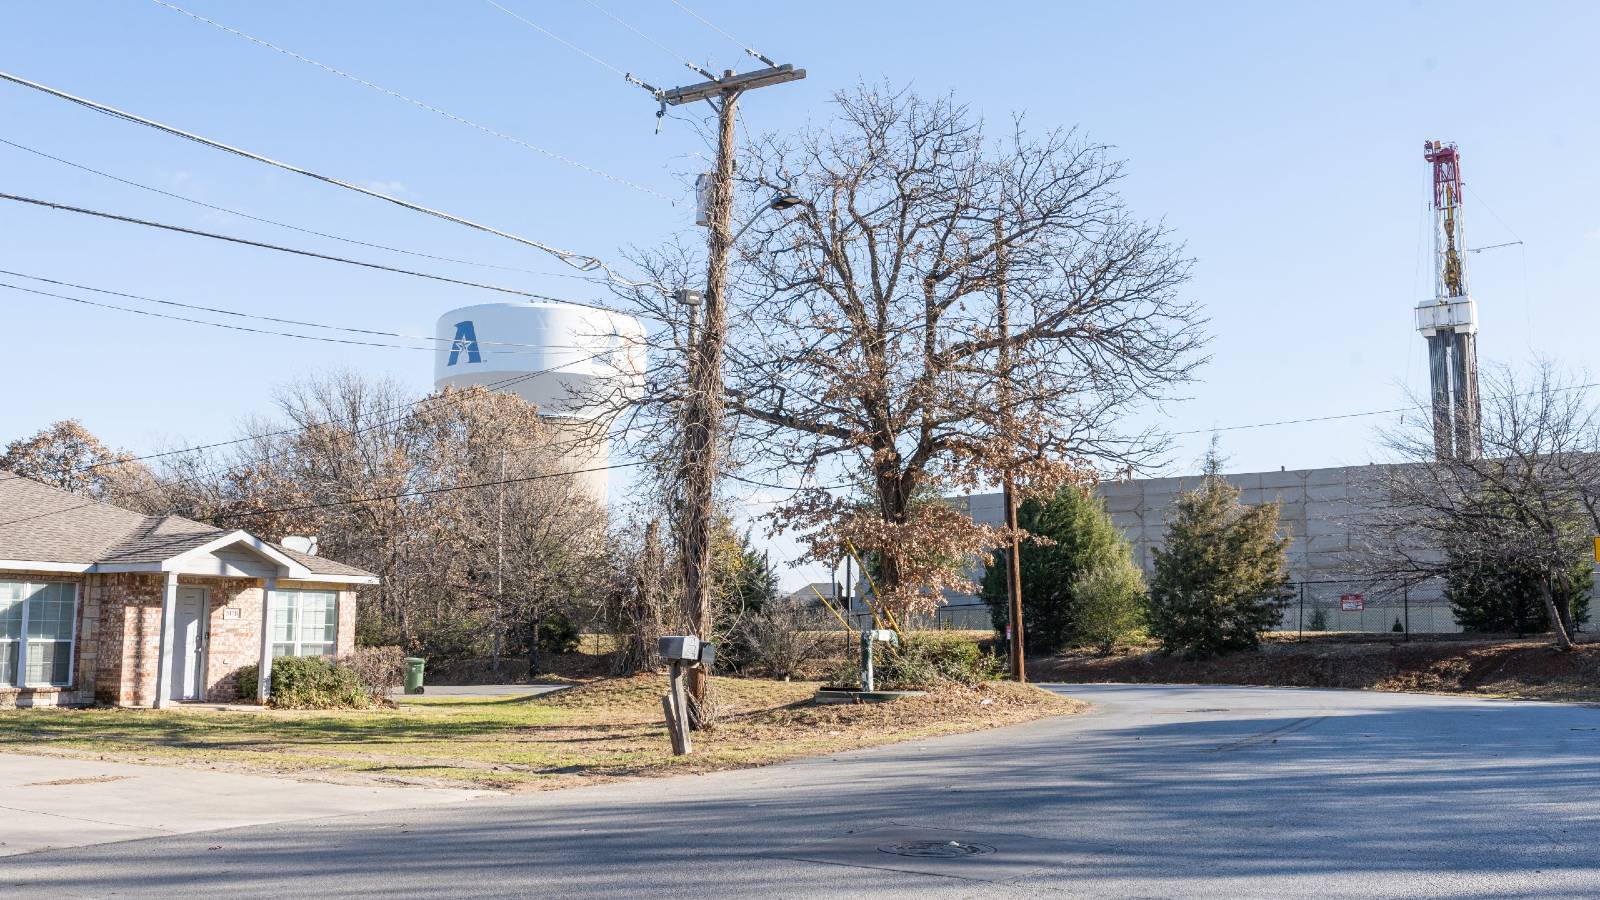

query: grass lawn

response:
[0,676,1080,792]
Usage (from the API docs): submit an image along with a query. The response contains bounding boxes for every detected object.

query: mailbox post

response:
[659,636,714,755]
[860,629,898,692]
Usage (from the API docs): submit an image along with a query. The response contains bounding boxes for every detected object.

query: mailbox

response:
[697,641,716,668]
[865,629,898,644]
[659,635,700,661]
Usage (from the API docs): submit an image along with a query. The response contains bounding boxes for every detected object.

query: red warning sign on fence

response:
[1340,594,1365,611]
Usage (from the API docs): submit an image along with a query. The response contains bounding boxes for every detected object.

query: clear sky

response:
[3,1,1597,588]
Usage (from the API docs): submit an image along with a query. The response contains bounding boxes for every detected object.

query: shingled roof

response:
[0,473,374,580]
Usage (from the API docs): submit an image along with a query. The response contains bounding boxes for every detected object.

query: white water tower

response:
[433,301,645,505]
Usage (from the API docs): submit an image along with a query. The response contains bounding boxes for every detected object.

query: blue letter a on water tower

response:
[447,320,481,365]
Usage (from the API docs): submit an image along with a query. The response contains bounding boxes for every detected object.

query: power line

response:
[665,0,777,67]
[0,68,636,279]
[0,459,641,530]
[580,0,717,80]
[0,135,602,282]
[148,0,672,204]
[483,0,638,83]
[0,353,622,527]
[210,461,642,522]
[0,269,619,353]
[0,347,617,488]
[1168,406,1417,437]
[0,189,618,308]
[1,280,429,350]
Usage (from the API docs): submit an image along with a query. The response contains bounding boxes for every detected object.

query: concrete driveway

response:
[392,683,569,699]
[0,753,484,858]
[6,684,1600,897]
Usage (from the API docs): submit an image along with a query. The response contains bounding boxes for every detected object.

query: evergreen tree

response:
[726,533,781,614]
[1445,552,1591,634]
[1146,452,1292,657]
[981,486,1132,653]
[1071,560,1147,654]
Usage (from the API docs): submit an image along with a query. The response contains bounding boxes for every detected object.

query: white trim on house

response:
[0,560,92,574]
[0,537,375,584]
[286,573,380,586]
[163,532,310,578]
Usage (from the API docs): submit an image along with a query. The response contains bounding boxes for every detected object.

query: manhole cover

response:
[878,840,997,859]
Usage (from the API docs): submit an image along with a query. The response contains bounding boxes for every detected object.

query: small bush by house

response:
[236,656,370,709]
[339,646,407,703]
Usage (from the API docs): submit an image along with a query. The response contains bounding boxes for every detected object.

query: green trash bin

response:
[404,657,426,694]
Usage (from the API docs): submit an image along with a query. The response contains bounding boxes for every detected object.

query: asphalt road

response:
[7,684,1599,898]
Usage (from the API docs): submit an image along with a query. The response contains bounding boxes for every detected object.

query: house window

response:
[0,581,79,688]
[269,590,337,658]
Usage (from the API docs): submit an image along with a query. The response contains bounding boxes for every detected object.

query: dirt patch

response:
[21,774,134,787]
[1033,635,1600,703]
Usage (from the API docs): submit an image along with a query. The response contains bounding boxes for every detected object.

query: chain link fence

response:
[846,601,992,632]
[1275,577,1462,635]
[839,581,1466,638]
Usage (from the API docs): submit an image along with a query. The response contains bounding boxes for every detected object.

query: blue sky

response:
[3,1,1597,587]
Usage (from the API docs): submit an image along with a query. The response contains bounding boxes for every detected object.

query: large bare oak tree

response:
[620,85,1205,614]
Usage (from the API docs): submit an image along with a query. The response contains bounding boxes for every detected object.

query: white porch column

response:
[152,571,179,709]
[256,576,276,703]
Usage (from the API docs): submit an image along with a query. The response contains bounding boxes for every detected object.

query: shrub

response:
[1071,562,1146,654]
[238,656,369,709]
[981,486,1132,653]
[876,633,1000,689]
[237,664,259,702]
[1146,453,1292,658]
[1445,553,1592,634]
[512,612,581,660]
[339,646,406,703]
[1308,608,1328,631]
[731,599,833,680]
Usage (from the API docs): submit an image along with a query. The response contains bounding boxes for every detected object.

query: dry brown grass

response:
[0,675,1081,792]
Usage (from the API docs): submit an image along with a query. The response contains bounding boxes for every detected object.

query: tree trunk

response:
[527,616,543,676]
[1539,576,1575,651]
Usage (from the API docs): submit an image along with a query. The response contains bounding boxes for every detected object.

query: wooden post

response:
[662,660,692,755]
[995,216,1026,683]
[657,64,805,728]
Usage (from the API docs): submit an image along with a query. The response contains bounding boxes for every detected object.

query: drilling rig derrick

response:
[1416,140,1482,460]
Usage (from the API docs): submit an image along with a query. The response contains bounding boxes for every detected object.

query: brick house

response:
[0,474,376,708]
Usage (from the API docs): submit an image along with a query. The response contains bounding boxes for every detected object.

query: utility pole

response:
[995,216,1025,683]
[494,447,506,676]
[658,62,805,725]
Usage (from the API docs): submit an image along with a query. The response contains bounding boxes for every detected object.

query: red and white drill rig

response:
[1417,140,1482,460]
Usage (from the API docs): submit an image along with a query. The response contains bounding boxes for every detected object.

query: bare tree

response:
[1365,361,1599,650]
[1,419,162,508]
[607,517,670,675]
[151,371,609,660]
[618,85,1204,616]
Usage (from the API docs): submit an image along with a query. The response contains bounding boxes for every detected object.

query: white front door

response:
[166,587,208,701]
